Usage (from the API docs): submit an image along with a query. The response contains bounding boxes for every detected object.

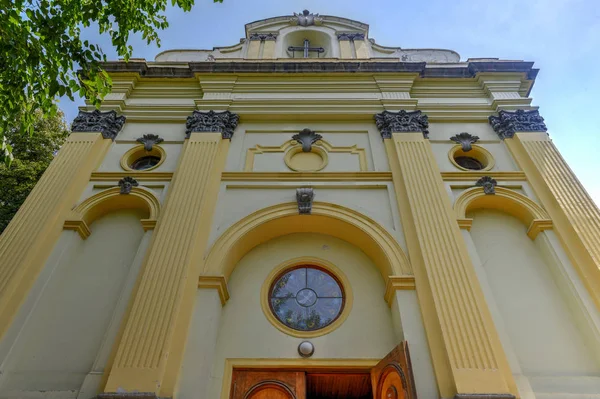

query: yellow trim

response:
[244,139,367,172]
[454,186,552,240]
[283,145,329,172]
[198,276,230,306]
[63,186,160,238]
[90,172,173,181]
[383,275,416,307]
[220,358,379,399]
[448,144,495,171]
[259,257,353,339]
[202,201,412,283]
[120,144,166,172]
[440,171,525,181]
[221,171,391,181]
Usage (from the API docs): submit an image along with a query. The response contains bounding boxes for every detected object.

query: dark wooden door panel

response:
[371,342,417,399]
[231,370,305,399]
[306,372,371,399]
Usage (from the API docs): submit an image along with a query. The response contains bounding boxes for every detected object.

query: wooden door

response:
[231,370,306,399]
[371,342,417,399]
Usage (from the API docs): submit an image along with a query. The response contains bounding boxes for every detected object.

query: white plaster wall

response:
[116,122,187,142]
[196,233,402,398]
[428,122,500,142]
[468,210,600,396]
[0,211,146,398]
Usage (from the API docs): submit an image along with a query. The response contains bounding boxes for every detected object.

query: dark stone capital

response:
[185,110,240,139]
[249,32,278,41]
[296,188,314,215]
[118,176,139,194]
[450,132,479,152]
[71,110,126,140]
[476,176,497,195]
[374,110,429,139]
[488,109,547,139]
[136,134,164,151]
[337,32,365,41]
[292,128,322,152]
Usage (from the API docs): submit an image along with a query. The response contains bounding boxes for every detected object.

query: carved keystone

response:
[71,110,126,140]
[450,132,479,152]
[185,110,240,139]
[292,129,322,152]
[374,110,429,139]
[296,188,314,215]
[118,176,139,194]
[489,109,547,139]
[136,134,164,151]
[476,176,497,195]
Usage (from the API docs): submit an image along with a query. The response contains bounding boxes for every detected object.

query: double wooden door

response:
[231,342,417,399]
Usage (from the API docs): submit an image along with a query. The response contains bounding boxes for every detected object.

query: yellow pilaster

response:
[262,40,276,59]
[385,132,517,398]
[339,40,354,58]
[355,39,369,59]
[246,40,261,59]
[104,132,229,396]
[0,132,111,339]
[506,132,600,310]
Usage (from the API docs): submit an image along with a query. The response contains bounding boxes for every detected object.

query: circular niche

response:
[448,144,495,171]
[121,144,166,172]
[284,146,328,172]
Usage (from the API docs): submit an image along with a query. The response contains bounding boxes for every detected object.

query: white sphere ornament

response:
[298,341,315,358]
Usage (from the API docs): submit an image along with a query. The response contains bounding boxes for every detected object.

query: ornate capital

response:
[488,109,547,139]
[136,134,164,151]
[291,9,323,26]
[249,32,278,41]
[292,128,322,152]
[296,188,314,215]
[118,176,139,194]
[450,132,479,152]
[71,110,126,140]
[476,176,497,195]
[374,110,429,139]
[185,110,240,139]
[337,32,365,41]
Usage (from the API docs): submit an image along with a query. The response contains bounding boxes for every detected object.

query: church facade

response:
[1,11,600,399]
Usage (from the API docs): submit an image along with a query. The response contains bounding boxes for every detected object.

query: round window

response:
[269,266,345,332]
[454,156,483,170]
[130,156,161,170]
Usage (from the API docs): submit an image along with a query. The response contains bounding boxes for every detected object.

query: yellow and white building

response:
[1,10,599,399]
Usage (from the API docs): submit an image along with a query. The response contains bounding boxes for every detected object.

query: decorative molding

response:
[384,275,416,307]
[450,132,479,152]
[454,395,515,399]
[185,110,239,139]
[292,128,322,152]
[221,172,392,181]
[118,176,139,194]
[296,188,314,214]
[90,172,173,181]
[96,394,158,399]
[136,134,164,151]
[71,110,126,140]
[291,9,323,26]
[488,109,547,139]
[475,176,497,195]
[457,218,473,230]
[337,32,366,41]
[441,171,525,181]
[63,220,91,239]
[249,32,278,41]
[374,110,429,139]
[198,276,230,305]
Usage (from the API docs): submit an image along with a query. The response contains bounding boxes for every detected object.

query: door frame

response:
[221,358,380,399]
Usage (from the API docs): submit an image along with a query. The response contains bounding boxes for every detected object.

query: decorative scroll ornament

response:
[136,134,164,151]
[488,109,547,139]
[292,128,322,152]
[374,110,430,139]
[249,32,278,41]
[71,110,126,140]
[296,188,314,215]
[185,110,240,139]
[118,176,139,194]
[292,10,323,26]
[476,176,497,195]
[450,132,479,152]
[337,33,365,41]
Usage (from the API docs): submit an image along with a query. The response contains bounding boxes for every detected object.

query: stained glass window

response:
[269,266,345,331]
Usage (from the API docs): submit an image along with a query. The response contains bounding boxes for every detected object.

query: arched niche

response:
[454,186,552,239]
[64,186,160,239]
[202,202,412,285]
[281,28,336,58]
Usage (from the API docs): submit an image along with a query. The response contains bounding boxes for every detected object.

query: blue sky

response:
[62,0,600,204]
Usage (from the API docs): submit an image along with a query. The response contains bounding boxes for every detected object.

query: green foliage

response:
[0,109,69,234]
[0,0,223,165]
